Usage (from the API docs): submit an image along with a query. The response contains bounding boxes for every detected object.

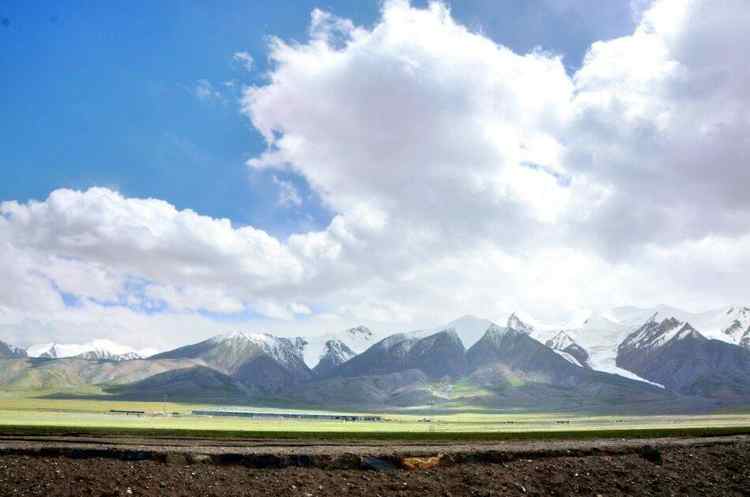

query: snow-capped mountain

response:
[542,311,661,385]
[153,330,310,377]
[721,306,750,347]
[408,312,534,349]
[0,340,26,358]
[27,339,153,361]
[616,315,750,398]
[609,305,750,349]
[215,331,307,372]
[151,330,313,394]
[76,350,144,362]
[617,316,695,355]
[301,325,380,369]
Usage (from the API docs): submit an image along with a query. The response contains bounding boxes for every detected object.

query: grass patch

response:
[1,424,750,442]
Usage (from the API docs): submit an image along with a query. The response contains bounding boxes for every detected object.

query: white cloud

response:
[2,0,750,350]
[241,0,750,321]
[564,0,750,256]
[144,285,245,314]
[192,79,224,102]
[0,188,304,318]
[272,175,302,207]
[245,0,574,257]
[232,51,254,72]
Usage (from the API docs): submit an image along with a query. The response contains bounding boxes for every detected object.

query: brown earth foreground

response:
[0,435,749,496]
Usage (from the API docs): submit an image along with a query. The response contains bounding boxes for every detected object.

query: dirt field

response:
[0,435,749,496]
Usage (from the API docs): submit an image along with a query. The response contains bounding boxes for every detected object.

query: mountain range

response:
[3,305,750,412]
[25,339,156,362]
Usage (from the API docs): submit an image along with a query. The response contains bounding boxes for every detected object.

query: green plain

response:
[1,389,750,441]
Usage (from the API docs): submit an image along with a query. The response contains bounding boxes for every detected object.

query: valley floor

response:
[0,435,748,496]
[3,392,750,437]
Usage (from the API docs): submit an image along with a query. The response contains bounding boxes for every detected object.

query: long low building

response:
[192,410,383,422]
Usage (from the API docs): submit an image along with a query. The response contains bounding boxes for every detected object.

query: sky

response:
[1,0,749,351]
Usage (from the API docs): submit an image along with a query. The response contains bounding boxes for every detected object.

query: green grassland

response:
[2,388,750,440]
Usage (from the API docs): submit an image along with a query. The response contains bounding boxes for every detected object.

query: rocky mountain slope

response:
[153,332,305,373]
[152,331,312,393]
[0,357,201,390]
[298,320,668,409]
[331,329,467,380]
[610,305,750,349]
[312,340,356,376]
[462,323,670,409]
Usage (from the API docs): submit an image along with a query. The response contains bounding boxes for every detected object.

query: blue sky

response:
[0,0,635,239]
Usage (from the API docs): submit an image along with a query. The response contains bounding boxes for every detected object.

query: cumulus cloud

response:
[2,0,750,349]
[246,2,573,239]
[0,188,304,316]
[241,0,750,318]
[564,0,750,256]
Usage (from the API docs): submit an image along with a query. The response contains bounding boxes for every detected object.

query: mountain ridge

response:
[3,306,750,410]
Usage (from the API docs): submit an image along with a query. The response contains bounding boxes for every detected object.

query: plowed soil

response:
[0,436,749,496]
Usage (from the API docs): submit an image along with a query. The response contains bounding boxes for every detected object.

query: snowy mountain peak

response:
[301,326,381,368]
[323,339,356,363]
[76,350,143,361]
[212,331,305,365]
[619,317,701,354]
[213,330,272,343]
[27,339,149,361]
[507,313,534,334]
[721,306,750,345]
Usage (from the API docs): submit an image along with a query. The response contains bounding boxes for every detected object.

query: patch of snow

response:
[211,331,307,370]
[27,339,150,361]
[553,350,583,368]
[539,310,663,388]
[320,340,356,365]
